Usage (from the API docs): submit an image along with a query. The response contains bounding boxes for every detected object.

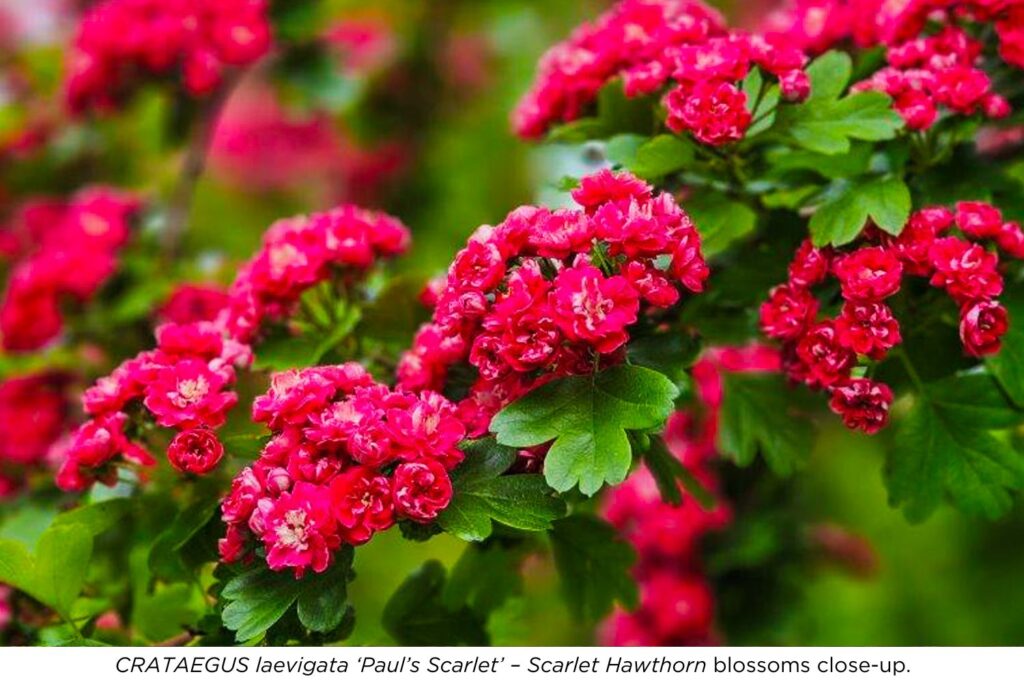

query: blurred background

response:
[2,0,1024,646]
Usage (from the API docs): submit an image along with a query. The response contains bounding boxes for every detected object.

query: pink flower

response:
[159,285,230,324]
[955,201,1004,240]
[788,240,831,288]
[551,264,639,354]
[760,285,818,341]
[167,428,225,475]
[144,359,237,429]
[252,368,337,429]
[835,302,901,359]
[570,169,651,213]
[796,320,856,388]
[329,466,394,545]
[960,300,1008,357]
[665,81,751,146]
[391,460,453,522]
[829,379,894,434]
[259,482,340,577]
[928,237,1003,303]
[832,246,903,302]
[56,412,153,492]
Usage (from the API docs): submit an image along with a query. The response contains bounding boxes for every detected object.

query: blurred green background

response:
[4,0,1024,646]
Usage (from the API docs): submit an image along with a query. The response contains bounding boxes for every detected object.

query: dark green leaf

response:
[149,497,221,581]
[548,514,637,622]
[888,374,1024,520]
[221,566,302,642]
[382,561,488,645]
[296,547,353,633]
[491,365,679,495]
[437,440,566,542]
[443,544,524,617]
[718,372,816,475]
[686,191,758,257]
[987,289,1024,407]
[642,436,716,508]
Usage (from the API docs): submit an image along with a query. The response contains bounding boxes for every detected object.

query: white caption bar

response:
[1,646,1021,682]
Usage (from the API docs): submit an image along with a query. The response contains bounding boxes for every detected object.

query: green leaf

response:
[296,547,353,633]
[382,561,488,645]
[437,440,566,542]
[781,52,902,155]
[221,567,302,642]
[253,332,320,371]
[987,289,1024,407]
[686,191,758,257]
[809,176,911,246]
[443,544,524,617]
[805,51,853,102]
[52,498,131,536]
[149,497,221,581]
[642,436,716,508]
[742,68,780,138]
[133,583,204,642]
[608,134,695,180]
[548,514,637,622]
[718,372,816,475]
[491,365,679,495]
[888,374,1024,521]
[766,143,873,180]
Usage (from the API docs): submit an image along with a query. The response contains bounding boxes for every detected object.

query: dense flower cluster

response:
[512,0,811,144]
[764,0,1021,130]
[761,201,1021,433]
[58,206,410,492]
[0,187,139,352]
[65,0,272,113]
[218,364,463,577]
[600,345,778,645]
[397,169,708,436]
[0,373,69,496]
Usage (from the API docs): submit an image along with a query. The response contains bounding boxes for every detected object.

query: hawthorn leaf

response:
[888,374,1024,521]
[686,190,758,257]
[548,514,637,622]
[804,50,852,102]
[809,176,911,246]
[987,289,1024,407]
[221,566,302,642]
[642,436,716,508]
[149,496,222,581]
[742,68,780,137]
[382,561,488,646]
[296,547,353,633]
[443,543,525,617]
[718,372,816,475]
[53,498,131,536]
[491,365,679,495]
[437,440,566,542]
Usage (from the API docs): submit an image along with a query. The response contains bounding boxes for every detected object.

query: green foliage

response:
[641,436,716,508]
[548,514,637,622]
[809,175,911,246]
[888,373,1024,521]
[605,133,695,180]
[547,81,652,143]
[437,440,566,542]
[220,549,354,643]
[0,500,129,619]
[491,365,679,495]
[687,190,759,256]
[443,543,526,617]
[718,372,817,475]
[382,560,488,646]
[780,51,903,155]
[987,288,1024,408]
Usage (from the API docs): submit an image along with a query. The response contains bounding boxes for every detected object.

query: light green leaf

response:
[809,175,911,246]
[491,365,679,495]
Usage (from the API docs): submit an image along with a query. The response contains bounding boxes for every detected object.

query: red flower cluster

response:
[0,373,69,496]
[512,0,810,144]
[764,0,1021,130]
[65,0,272,113]
[59,206,410,492]
[397,169,708,436]
[761,201,1021,433]
[0,188,139,352]
[218,364,464,577]
[600,345,778,646]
